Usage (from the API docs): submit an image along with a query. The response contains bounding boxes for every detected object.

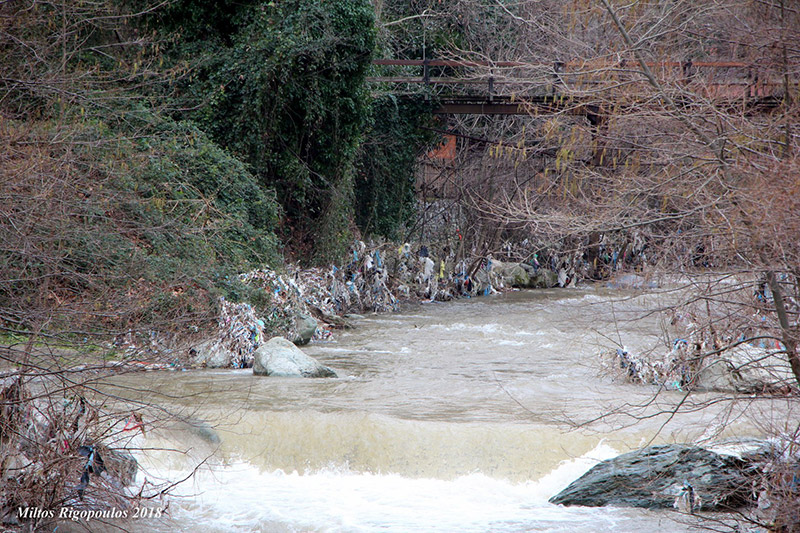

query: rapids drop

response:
[106,287,765,532]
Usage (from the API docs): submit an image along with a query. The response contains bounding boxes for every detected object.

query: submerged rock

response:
[102,447,138,486]
[191,339,235,368]
[253,337,337,378]
[549,444,754,510]
[314,307,354,329]
[183,418,222,445]
[606,273,658,289]
[293,312,318,346]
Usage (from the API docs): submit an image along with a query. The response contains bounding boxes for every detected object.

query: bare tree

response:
[375,0,800,528]
[1,2,227,527]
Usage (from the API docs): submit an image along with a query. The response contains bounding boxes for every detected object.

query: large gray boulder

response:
[512,265,531,286]
[505,264,531,287]
[694,345,795,393]
[491,260,529,288]
[530,269,559,288]
[549,444,754,510]
[489,260,563,289]
[253,337,337,378]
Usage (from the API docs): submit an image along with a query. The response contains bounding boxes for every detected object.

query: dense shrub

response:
[0,114,281,336]
[170,0,376,262]
[355,96,440,239]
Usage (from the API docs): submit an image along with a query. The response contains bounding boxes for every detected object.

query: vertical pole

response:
[780,0,793,157]
[552,61,565,97]
[682,60,693,84]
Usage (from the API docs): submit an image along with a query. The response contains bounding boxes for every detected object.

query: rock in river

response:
[293,312,318,346]
[102,447,139,486]
[253,337,337,378]
[694,344,795,393]
[549,444,754,510]
[530,269,559,289]
[191,339,235,368]
[606,273,658,289]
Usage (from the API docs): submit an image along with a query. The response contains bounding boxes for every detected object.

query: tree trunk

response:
[766,270,800,387]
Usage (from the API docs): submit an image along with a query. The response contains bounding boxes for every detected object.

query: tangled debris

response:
[190,238,602,368]
[1,374,139,528]
[599,342,698,391]
[600,295,797,394]
[214,298,266,369]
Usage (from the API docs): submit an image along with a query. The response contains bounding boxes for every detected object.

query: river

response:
[105,286,772,532]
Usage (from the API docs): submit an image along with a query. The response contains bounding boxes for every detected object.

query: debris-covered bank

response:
[188,237,607,369]
[599,276,799,395]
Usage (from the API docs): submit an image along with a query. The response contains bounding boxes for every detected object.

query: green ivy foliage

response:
[127,118,281,271]
[143,0,449,254]
[111,114,282,322]
[355,96,440,239]
[0,108,281,335]
[174,0,376,262]
[146,0,257,44]
[0,0,288,336]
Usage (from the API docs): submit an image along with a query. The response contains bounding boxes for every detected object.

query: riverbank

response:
[182,237,647,370]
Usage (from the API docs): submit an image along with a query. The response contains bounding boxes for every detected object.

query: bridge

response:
[369,58,791,165]
[368,58,787,117]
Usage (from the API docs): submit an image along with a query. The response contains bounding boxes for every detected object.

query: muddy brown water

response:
[98,287,780,532]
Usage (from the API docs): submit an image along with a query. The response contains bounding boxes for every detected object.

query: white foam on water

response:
[425,322,503,334]
[135,442,645,533]
[513,330,547,337]
[496,339,525,346]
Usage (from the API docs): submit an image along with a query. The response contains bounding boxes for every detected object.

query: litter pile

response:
[600,302,796,394]
[599,341,698,391]
[213,298,267,368]
[0,374,139,528]
[193,237,618,368]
